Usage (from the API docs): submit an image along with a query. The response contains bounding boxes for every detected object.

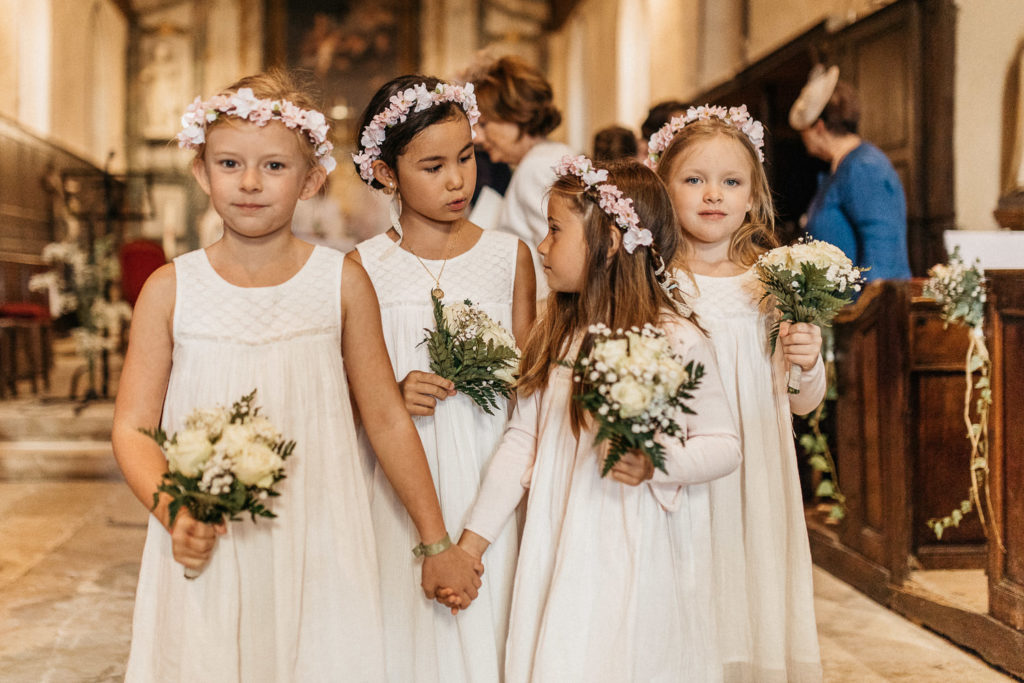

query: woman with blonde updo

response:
[473,55,574,299]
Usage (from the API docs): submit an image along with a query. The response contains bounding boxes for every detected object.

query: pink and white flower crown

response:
[646,104,765,169]
[553,155,653,254]
[177,88,336,173]
[352,82,480,185]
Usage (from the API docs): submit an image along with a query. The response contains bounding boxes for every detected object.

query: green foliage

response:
[575,358,705,477]
[422,295,518,415]
[142,388,295,527]
[759,261,858,352]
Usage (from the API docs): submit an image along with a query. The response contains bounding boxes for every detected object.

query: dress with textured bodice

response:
[356,229,521,683]
[126,246,385,682]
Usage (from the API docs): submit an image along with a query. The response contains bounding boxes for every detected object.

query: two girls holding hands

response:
[112,71,482,681]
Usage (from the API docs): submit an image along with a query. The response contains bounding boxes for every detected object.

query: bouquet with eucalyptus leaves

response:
[572,323,705,476]
[756,237,866,393]
[421,295,519,415]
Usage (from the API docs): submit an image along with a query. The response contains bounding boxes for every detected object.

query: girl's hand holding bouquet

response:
[143,389,295,578]
[572,323,705,477]
[756,238,865,392]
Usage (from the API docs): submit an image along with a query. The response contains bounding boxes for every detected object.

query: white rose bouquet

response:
[572,323,705,476]
[421,295,520,415]
[755,237,867,393]
[143,390,295,530]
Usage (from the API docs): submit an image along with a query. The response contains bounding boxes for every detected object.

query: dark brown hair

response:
[820,81,860,135]
[655,117,777,268]
[641,100,688,140]
[474,56,561,137]
[592,125,638,162]
[353,74,470,190]
[516,160,692,433]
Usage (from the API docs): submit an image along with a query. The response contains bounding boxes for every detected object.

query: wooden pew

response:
[808,274,1024,676]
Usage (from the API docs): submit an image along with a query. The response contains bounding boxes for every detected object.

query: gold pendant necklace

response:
[407,223,462,300]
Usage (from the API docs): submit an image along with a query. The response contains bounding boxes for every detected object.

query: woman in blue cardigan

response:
[790,65,912,281]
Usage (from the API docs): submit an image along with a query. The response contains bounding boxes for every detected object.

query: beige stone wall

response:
[954,0,1024,230]
[0,1,18,121]
[50,0,128,170]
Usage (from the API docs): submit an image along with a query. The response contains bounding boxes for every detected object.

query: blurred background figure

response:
[789,65,911,282]
[592,125,638,162]
[638,99,688,162]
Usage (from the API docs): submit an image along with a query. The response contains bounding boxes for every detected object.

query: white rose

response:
[759,245,793,269]
[442,302,472,330]
[231,441,284,488]
[610,377,653,418]
[594,338,629,370]
[166,429,213,477]
[658,357,686,394]
[493,361,518,385]
[249,415,282,444]
[185,407,229,439]
[216,423,254,458]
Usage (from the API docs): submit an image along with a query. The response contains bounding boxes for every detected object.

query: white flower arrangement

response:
[28,236,130,366]
[572,323,705,476]
[144,390,295,526]
[922,248,1001,548]
[422,295,520,414]
[755,237,866,393]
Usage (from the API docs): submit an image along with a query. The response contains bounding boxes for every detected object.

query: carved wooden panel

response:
[988,271,1024,631]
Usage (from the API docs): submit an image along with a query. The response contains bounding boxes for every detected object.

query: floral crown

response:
[177,88,336,173]
[553,155,653,254]
[352,82,480,185]
[646,104,765,169]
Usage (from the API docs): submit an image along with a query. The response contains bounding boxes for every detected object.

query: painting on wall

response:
[139,30,193,141]
[286,0,420,150]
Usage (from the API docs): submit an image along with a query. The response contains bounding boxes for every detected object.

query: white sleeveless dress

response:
[126,246,386,682]
[356,230,520,683]
[684,269,825,683]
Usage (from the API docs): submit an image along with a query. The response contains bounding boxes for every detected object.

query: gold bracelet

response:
[412,533,452,558]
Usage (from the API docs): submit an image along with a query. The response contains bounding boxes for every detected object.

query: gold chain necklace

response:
[406,223,463,300]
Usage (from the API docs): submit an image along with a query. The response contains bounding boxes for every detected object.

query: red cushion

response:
[120,240,166,307]
[0,302,50,320]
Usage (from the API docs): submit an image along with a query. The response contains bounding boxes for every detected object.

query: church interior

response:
[2,0,1024,680]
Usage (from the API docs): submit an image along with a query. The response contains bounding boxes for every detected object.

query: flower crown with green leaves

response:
[646,104,765,169]
[352,82,480,185]
[553,155,653,253]
[177,88,336,173]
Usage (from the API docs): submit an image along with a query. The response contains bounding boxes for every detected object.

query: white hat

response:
[789,65,840,131]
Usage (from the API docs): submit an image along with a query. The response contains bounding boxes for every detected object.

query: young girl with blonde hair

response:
[457,157,741,681]
[349,73,535,683]
[112,70,482,681]
[651,107,826,682]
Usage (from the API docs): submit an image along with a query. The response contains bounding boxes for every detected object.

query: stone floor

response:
[0,344,1017,681]
[0,477,1015,682]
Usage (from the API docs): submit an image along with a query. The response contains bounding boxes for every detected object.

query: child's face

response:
[538,193,588,293]
[393,116,476,226]
[192,119,323,240]
[665,134,753,260]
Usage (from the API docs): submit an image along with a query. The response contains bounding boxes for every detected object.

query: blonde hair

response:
[654,117,777,268]
[516,160,695,434]
[193,69,328,170]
